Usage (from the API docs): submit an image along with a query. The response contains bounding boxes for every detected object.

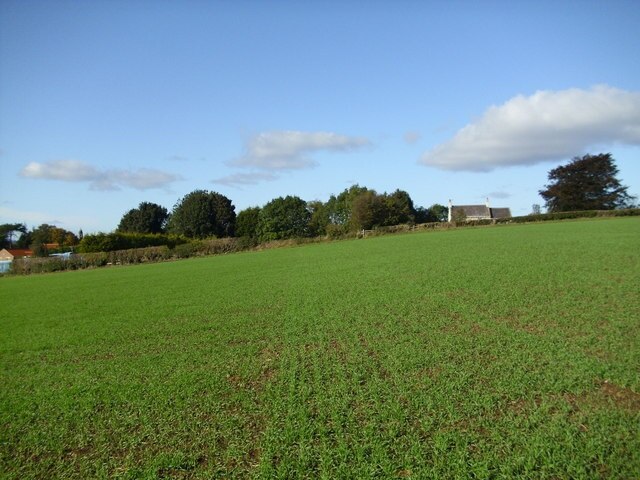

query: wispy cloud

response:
[212,171,279,187]
[0,205,92,231]
[403,131,421,144]
[167,154,189,162]
[230,131,371,171]
[485,191,511,199]
[420,85,640,171]
[20,160,182,191]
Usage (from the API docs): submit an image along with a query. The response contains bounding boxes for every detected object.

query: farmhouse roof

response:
[0,248,33,260]
[9,249,33,257]
[447,199,512,222]
[489,207,512,219]
[452,205,490,218]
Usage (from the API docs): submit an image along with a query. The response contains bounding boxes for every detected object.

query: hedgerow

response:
[8,239,247,275]
[77,232,188,253]
[5,209,638,275]
[495,208,640,224]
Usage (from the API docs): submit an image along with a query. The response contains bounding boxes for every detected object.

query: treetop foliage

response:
[168,190,236,239]
[235,207,261,239]
[539,153,634,212]
[0,223,27,249]
[8,224,80,252]
[117,202,169,234]
[257,195,311,242]
[230,186,450,242]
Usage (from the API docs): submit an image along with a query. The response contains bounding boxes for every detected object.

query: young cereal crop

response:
[1,217,639,478]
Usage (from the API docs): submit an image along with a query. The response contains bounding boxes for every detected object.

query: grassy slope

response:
[1,218,639,479]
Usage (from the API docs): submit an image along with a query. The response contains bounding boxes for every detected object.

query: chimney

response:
[448,199,452,222]
[485,197,490,208]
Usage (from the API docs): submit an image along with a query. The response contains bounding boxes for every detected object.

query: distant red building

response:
[0,248,33,260]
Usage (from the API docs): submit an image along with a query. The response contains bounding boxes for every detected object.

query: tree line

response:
[1,187,447,255]
[114,153,634,245]
[1,153,635,255]
[115,186,449,244]
[0,223,80,255]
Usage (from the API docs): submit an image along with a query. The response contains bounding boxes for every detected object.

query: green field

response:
[1,218,639,479]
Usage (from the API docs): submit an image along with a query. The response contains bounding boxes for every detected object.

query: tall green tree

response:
[325,184,372,226]
[30,239,49,257]
[415,205,448,223]
[539,153,634,212]
[18,224,79,249]
[236,207,261,239]
[384,189,417,225]
[209,192,236,237]
[169,190,236,238]
[428,204,448,222]
[414,207,431,224]
[307,200,330,237]
[0,223,27,248]
[350,191,387,230]
[258,196,311,241]
[117,202,169,234]
[348,189,421,230]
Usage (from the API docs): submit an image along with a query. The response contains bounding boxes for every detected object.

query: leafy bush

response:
[599,208,640,217]
[78,252,109,268]
[172,242,200,259]
[10,257,64,274]
[197,238,241,255]
[107,246,173,265]
[460,218,494,227]
[326,223,350,239]
[236,236,260,250]
[416,222,452,230]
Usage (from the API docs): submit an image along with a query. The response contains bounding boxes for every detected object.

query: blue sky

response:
[1,0,639,234]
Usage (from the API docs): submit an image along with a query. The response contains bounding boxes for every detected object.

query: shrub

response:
[416,222,451,230]
[236,236,259,250]
[198,238,241,255]
[460,219,494,227]
[11,257,57,275]
[326,224,350,239]
[172,242,200,259]
[78,252,110,268]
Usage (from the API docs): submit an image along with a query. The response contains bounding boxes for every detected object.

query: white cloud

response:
[21,159,99,181]
[20,160,181,191]
[420,85,640,171]
[230,131,371,171]
[212,171,279,187]
[103,169,181,191]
